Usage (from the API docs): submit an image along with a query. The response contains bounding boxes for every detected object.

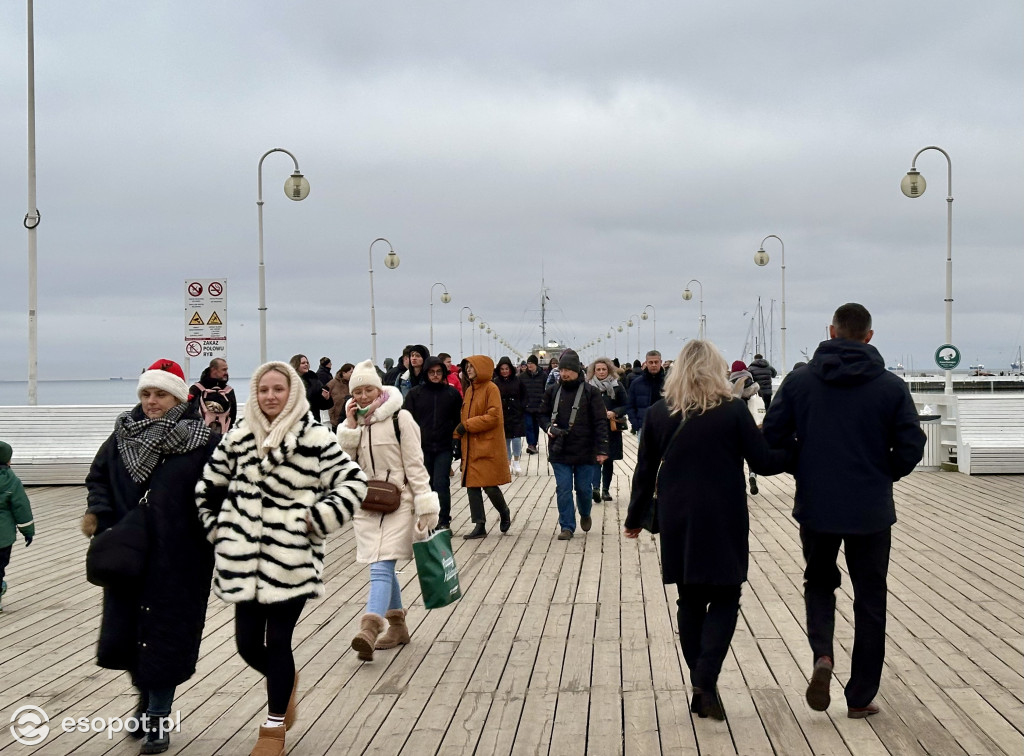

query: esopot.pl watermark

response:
[9,705,180,746]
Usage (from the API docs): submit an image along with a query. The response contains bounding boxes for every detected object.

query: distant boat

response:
[1012,347,1022,372]
[969,363,984,371]
[887,362,904,372]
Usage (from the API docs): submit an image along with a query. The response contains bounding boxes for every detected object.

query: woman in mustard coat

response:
[456,355,512,539]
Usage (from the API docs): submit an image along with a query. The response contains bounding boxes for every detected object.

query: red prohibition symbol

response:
[186,341,203,357]
[188,282,203,297]
[208,282,223,296]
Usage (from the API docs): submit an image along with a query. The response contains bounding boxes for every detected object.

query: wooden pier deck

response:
[1,436,1021,755]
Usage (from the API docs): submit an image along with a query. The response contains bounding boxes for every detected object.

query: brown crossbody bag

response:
[360,415,404,514]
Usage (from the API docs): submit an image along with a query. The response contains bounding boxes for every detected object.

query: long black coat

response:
[494,373,528,438]
[85,412,217,688]
[301,371,334,413]
[625,398,787,586]
[590,380,628,460]
[520,369,547,413]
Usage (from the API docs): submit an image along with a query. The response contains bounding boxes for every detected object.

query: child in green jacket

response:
[0,441,35,612]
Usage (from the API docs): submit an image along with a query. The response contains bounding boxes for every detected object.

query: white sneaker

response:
[512,460,522,475]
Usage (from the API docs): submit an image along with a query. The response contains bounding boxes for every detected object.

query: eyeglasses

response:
[427,369,445,376]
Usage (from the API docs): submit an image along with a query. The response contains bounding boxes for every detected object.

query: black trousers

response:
[592,459,614,493]
[800,525,890,708]
[235,598,306,715]
[676,583,742,691]
[423,448,454,523]
[0,544,11,585]
[467,486,507,524]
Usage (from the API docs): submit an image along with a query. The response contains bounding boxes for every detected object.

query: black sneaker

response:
[601,491,613,501]
[748,475,758,495]
[436,519,451,531]
[592,489,601,503]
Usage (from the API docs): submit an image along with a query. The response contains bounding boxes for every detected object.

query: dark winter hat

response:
[558,349,582,374]
[527,354,539,365]
[633,359,641,368]
[0,441,12,465]
[409,344,430,361]
[383,357,395,370]
[731,360,747,373]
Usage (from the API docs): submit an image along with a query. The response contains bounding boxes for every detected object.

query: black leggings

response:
[676,583,742,691]
[235,598,306,715]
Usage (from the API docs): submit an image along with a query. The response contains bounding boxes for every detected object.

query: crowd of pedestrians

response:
[0,302,924,753]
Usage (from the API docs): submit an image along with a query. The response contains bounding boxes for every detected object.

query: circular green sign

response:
[934,344,960,370]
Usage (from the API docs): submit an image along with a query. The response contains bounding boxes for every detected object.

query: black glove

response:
[24,536,33,547]
[451,438,462,460]
[455,423,466,436]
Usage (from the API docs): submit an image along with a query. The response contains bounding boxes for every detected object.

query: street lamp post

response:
[902,146,954,395]
[368,238,400,368]
[429,282,451,354]
[754,235,786,376]
[641,304,657,354]
[26,0,40,404]
[460,307,474,357]
[682,279,705,339]
[257,148,310,363]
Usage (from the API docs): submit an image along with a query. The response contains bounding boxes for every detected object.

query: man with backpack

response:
[189,357,237,433]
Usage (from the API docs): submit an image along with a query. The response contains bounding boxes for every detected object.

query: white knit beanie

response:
[348,359,382,391]
[137,359,190,403]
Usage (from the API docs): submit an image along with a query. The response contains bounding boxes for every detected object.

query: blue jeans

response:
[422,448,453,523]
[524,413,540,447]
[506,436,522,459]
[550,462,593,532]
[367,560,403,616]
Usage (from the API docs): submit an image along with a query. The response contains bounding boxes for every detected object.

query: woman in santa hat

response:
[83,359,219,754]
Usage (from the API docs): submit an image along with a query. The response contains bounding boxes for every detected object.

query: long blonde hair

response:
[662,340,733,415]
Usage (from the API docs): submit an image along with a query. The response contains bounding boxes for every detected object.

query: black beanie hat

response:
[527,354,539,365]
[558,349,582,373]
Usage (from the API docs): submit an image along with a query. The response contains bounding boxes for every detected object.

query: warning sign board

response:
[185,278,227,357]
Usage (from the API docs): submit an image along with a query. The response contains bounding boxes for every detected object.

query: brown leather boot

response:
[375,609,411,650]
[249,725,285,756]
[351,613,386,661]
[284,671,299,730]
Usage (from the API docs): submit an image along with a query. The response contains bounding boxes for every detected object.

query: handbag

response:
[747,393,766,427]
[85,491,150,590]
[413,529,462,609]
[643,412,691,534]
[359,415,404,514]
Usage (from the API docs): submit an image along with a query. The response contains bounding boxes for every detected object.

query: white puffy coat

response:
[337,388,439,564]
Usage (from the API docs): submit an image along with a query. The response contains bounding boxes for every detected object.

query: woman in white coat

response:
[196,361,367,756]
[337,360,440,662]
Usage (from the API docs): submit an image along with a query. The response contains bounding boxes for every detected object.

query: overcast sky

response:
[1,1,1022,384]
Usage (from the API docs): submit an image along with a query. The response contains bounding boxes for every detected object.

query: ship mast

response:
[540,271,548,348]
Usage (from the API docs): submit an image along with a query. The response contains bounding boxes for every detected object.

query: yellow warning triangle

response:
[189,312,204,325]
[207,311,223,325]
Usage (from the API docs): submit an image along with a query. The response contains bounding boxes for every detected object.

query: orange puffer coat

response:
[459,355,511,488]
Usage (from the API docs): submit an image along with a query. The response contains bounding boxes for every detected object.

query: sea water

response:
[0,380,250,406]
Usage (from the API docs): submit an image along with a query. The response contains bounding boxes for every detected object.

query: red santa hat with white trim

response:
[137,359,190,403]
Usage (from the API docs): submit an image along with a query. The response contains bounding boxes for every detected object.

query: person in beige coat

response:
[337,360,440,662]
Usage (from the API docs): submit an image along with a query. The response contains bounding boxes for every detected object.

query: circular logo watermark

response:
[10,705,50,746]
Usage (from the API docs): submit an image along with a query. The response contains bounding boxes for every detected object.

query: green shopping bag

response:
[413,529,462,609]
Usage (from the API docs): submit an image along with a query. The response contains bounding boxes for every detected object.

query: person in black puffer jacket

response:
[520,355,548,455]
[747,354,777,410]
[403,357,463,529]
[291,354,334,420]
[493,356,528,475]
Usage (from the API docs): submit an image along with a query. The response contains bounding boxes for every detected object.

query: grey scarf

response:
[114,403,210,483]
[589,375,620,399]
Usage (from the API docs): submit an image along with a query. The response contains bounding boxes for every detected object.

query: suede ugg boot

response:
[249,725,285,756]
[375,609,411,650]
[351,613,386,661]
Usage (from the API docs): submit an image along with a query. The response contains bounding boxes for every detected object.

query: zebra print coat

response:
[195,412,367,604]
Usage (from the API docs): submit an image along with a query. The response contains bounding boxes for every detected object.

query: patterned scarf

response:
[356,389,393,425]
[114,402,210,483]
[589,375,620,399]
